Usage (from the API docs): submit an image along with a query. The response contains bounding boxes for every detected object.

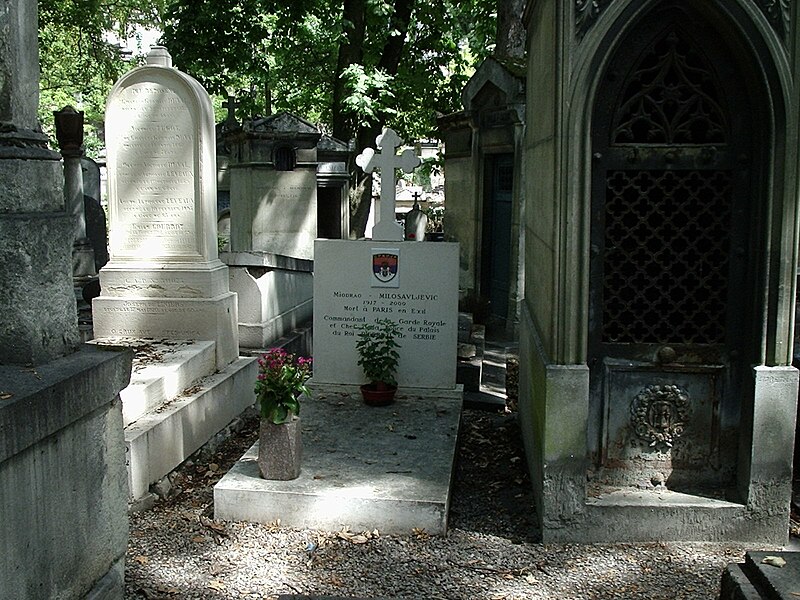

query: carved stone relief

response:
[577,1,793,43]
[630,384,690,449]
[757,0,792,41]
[575,0,612,40]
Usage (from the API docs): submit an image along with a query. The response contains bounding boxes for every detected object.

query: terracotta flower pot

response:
[360,383,397,406]
[258,416,302,480]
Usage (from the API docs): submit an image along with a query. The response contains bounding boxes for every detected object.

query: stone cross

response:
[356,128,421,241]
[223,94,239,127]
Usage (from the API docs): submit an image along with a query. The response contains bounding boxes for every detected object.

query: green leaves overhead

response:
[38,0,164,155]
[161,0,497,140]
[38,0,498,234]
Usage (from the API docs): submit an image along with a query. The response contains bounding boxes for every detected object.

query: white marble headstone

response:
[105,47,218,263]
[94,47,238,368]
[313,239,459,389]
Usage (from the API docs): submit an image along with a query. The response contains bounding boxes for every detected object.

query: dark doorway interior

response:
[587,6,761,494]
[317,187,342,239]
[481,154,513,324]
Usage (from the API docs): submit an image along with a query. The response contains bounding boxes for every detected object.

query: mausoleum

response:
[518,0,800,544]
[220,111,352,349]
[438,56,526,334]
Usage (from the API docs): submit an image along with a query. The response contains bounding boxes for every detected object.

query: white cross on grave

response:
[356,127,421,241]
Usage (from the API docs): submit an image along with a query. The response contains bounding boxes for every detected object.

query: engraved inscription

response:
[322,290,444,341]
[110,81,198,256]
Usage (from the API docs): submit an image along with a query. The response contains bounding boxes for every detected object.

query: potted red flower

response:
[254,348,312,479]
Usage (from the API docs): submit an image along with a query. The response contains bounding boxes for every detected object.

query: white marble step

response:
[124,355,257,499]
[120,340,216,427]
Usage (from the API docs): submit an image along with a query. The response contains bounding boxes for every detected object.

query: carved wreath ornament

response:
[630,384,690,448]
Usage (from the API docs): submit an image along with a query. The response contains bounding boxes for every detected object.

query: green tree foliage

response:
[162,0,497,236]
[38,0,164,155]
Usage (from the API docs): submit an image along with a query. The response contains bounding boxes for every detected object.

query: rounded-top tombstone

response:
[105,46,218,264]
[93,47,238,368]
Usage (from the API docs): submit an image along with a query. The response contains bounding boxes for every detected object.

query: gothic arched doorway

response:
[588,5,764,494]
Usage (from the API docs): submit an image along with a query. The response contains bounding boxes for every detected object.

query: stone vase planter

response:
[258,416,302,480]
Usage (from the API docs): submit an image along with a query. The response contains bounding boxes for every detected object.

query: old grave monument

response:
[517,0,800,546]
[313,128,460,388]
[215,128,463,534]
[221,111,351,350]
[92,46,257,502]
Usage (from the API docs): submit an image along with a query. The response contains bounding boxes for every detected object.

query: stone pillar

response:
[0,0,79,364]
[54,105,96,281]
[0,3,131,599]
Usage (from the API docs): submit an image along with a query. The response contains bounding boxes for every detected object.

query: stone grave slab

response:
[720,551,800,599]
[313,239,459,389]
[214,384,462,534]
[90,337,257,500]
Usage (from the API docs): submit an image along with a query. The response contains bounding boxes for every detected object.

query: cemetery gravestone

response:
[355,128,420,242]
[313,128,459,389]
[92,46,238,368]
[228,112,320,260]
[313,240,459,388]
[81,157,109,271]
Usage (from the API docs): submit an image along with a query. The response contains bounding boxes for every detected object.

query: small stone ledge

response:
[84,557,125,600]
[720,551,800,600]
[0,344,133,463]
[221,250,314,272]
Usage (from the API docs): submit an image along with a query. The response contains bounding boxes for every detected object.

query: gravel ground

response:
[125,408,763,600]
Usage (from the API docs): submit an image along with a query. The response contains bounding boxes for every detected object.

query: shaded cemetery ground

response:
[124,406,755,599]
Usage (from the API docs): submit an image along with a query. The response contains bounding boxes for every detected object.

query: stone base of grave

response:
[214,383,463,535]
[573,487,755,542]
[91,338,257,500]
[117,340,216,426]
[92,261,239,368]
[230,266,313,349]
[720,551,800,599]
[223,254,314,350]
[92,292,238,369]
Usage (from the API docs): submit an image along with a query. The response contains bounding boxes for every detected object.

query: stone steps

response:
[119,341,216,426]
[90,339,259,501]
[720,551,800,599]
[124,355,257,500]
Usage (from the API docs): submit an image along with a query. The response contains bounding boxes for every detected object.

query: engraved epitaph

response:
[313,239,459,389]
[105,50,216,262]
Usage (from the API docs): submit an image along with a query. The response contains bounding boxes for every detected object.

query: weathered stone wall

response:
[523,0,558,358]
[519,0,560,533]
[440,154,477,292]
[0,3,134,596]
[0,346,132,599]
[0,0,79,365]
